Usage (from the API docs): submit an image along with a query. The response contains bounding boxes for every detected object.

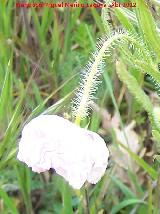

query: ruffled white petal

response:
[17,115,109,189]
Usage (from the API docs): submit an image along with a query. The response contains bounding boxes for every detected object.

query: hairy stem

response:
[74,33,126,125]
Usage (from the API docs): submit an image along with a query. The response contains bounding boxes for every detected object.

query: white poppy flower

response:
[17,115,109,189]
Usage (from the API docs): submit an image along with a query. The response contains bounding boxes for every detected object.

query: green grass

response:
[0,0,160,213]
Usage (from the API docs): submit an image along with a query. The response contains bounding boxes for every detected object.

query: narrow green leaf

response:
[110,175,136,198]
[119,142,158,180]
[0,187,19,214]
[60,181,73,214]
[111,198,146,214]
[115,8,136,33]
[135,0,160,58]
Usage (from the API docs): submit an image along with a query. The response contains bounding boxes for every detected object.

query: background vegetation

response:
[0,0,160,213]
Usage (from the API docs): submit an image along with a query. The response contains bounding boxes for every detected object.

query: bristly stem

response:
[74,33,127,125]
